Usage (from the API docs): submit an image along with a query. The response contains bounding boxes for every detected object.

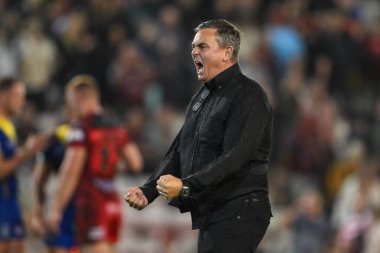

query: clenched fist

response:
[124,187,148,210]
[156,174,183,200]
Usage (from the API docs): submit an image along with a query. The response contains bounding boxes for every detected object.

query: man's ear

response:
[223,46,234,62]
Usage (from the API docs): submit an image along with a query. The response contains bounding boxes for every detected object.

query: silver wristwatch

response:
[180,185,190,198]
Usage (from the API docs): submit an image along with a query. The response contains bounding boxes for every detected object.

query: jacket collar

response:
[204,63,241,91]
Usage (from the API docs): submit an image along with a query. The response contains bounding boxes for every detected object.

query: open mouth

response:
[194,60,204,73]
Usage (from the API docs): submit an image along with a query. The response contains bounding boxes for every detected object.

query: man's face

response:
[65,91,81,118]
[5,83,26,116]
[64,102,79,121]
[65,88,97,118]
[191,28,227,82]
[65,91,76,109]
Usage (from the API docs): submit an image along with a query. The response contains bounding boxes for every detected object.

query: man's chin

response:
[197,75,207,82]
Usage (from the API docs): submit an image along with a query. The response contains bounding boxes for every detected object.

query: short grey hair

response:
[195,19,241,62]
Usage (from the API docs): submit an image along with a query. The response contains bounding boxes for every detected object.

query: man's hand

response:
[30,213,46,236]
[24,133,51,157]
[124,187,148,210]
[47,207,63,233]
[156,174,183,200]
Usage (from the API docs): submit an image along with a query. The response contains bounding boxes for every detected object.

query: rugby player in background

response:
[31,106,78,253]
[0,77,49,253]
[48,75,143,253]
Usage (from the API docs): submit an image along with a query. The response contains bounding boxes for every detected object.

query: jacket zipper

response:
[189,88,211,176]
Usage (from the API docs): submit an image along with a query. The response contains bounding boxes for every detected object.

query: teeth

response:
[194,60,203,74]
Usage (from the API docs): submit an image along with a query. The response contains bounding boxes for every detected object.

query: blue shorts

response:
[45,200,75,249]
[0,199,25,241]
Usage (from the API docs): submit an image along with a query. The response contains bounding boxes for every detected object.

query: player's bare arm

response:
[49,146,87,232]
[31,159,50,235]
[0,133,49,179]
[122,142,143,172]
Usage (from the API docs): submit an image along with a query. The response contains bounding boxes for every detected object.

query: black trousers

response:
[197,201,270,253]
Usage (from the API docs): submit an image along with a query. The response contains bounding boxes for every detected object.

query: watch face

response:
[181,186,190,197]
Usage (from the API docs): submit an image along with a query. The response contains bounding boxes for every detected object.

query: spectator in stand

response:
[332,156,380,253]
[16,17,58,110]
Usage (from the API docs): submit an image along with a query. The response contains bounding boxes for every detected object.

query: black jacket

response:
[141,64,273,229]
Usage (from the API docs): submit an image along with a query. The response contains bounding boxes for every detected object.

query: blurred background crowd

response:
[0,0,380,252]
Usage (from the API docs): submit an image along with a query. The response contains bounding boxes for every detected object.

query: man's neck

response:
[224,61,236,69]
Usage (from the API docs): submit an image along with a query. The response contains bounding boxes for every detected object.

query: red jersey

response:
[68,112,128,180]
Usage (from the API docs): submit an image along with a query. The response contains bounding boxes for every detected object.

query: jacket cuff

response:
[139,186,159,204]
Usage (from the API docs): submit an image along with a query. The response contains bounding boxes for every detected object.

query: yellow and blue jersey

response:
[42,124,70,172]
[0,117,17,200]
[0,117,25,241]
[42,124,76,249]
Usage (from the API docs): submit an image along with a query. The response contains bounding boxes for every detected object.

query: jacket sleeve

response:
[140,128,182,203]
[182,86,272,200]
